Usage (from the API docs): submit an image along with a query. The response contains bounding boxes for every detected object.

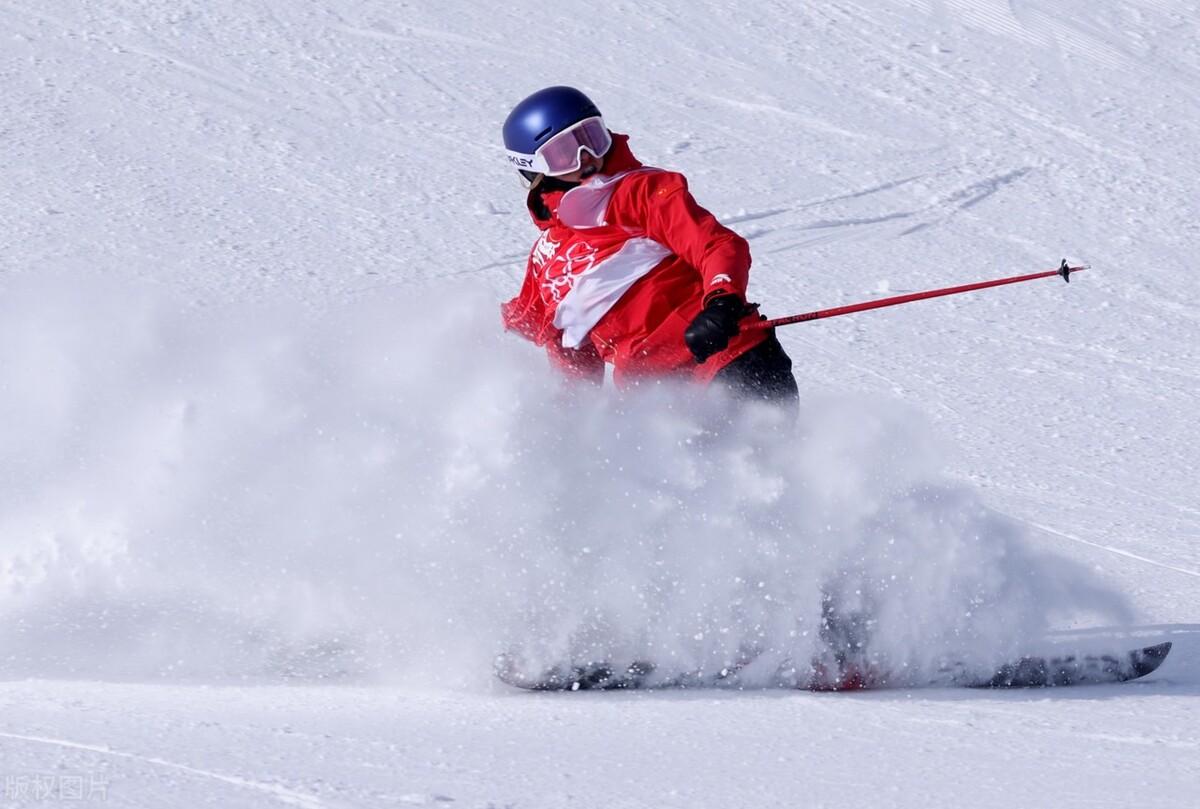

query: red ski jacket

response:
[501,134,768,386]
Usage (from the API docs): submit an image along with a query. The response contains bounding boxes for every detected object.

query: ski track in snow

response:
[2,0,1200,806]
[0,730,330,809]
[1025,520,1200,580]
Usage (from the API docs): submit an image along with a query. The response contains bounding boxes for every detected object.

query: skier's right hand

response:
[684,294,746,363]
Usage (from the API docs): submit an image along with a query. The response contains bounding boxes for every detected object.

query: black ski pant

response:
[713,333,799,408]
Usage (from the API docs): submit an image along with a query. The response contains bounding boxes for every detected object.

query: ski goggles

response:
[506,116,613,179]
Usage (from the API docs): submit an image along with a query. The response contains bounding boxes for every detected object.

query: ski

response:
[494,642,1171,692]
[965,640,1172,689]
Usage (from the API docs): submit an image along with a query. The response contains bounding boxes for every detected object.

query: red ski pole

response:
[748,260,1086,330]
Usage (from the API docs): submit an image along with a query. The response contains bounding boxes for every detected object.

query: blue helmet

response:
[503,86,604,180]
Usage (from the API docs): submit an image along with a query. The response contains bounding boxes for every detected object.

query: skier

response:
[500,86,798,405]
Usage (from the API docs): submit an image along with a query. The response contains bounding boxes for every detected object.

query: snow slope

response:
[2,0,1199,806]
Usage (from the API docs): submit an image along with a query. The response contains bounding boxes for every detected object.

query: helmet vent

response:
[534,126,553,142]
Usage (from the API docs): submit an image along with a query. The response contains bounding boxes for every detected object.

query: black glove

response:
[684,295,745,363]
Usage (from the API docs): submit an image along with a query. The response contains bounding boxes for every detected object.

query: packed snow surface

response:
[2,1,1199,807]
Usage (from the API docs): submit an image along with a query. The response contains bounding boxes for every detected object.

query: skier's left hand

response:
[684,294,746,363]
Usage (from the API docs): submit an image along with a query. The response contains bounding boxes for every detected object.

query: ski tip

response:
[1131,641,1172,679]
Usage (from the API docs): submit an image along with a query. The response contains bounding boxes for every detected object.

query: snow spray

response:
[0,274,1131,687]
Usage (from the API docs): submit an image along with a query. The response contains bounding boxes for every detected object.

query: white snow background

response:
[1,1,1198,807]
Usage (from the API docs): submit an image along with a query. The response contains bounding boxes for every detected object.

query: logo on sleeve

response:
[710,274,732,286]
